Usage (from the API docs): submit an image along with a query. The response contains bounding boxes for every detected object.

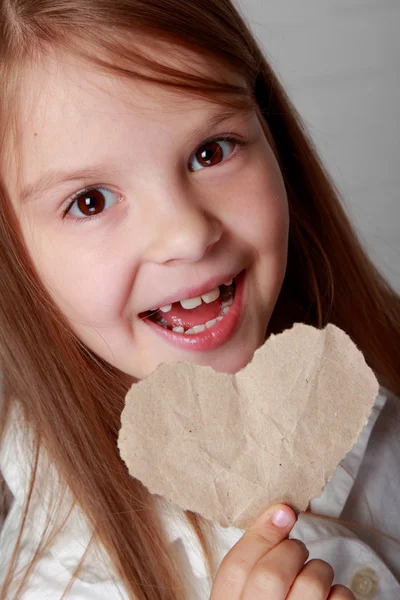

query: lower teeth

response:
[184,309,227,335]
[168,300,233,335]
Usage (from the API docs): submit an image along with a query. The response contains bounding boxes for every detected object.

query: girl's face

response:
[7,52,289,379]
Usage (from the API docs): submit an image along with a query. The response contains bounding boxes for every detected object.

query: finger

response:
[242,538,309,600]
[328,584,356,600]
[210,504,296,600]
[286,559,334,599]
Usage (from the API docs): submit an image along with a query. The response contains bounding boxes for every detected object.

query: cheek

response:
[230,191,288,252]
[221,146,289,257]
[23,224,132,326]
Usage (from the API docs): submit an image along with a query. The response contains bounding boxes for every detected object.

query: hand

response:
[210,504,355,600]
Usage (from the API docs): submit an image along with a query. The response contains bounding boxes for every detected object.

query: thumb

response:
[246,503,297,551]
[210,504,297,599]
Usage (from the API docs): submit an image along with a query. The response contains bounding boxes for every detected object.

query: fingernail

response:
[272,508,295,528]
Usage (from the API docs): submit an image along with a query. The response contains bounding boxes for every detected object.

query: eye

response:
[189,137,239,172]
[65,187,120,220]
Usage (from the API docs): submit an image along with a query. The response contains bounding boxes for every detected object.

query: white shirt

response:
[1,387,399,600]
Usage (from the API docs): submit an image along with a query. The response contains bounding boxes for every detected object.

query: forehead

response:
[7,50,246,199]
[22,52,212,125]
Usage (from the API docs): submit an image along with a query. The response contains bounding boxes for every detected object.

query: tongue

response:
[161,298,222,328]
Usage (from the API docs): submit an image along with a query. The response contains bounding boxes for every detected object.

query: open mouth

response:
[141,277,237,335]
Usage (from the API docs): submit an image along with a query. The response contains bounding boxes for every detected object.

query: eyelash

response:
[62,134,247,224]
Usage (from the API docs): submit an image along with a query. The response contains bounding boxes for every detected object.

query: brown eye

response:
[189,139,236,172]
[76,189,105,215]
[67,187,119,220]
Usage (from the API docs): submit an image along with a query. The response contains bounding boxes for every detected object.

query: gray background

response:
[237,0,399,291]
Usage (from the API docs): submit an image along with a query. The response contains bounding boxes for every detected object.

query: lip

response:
[142,270,246,352]
[143,269,241,312]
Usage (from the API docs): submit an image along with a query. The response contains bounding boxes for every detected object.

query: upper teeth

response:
[159,304,172,313]
[181,286,220,309]
[158,280,235,313]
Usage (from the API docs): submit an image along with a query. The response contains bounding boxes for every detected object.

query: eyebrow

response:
[190,105,253,140]
[19,105,254,205]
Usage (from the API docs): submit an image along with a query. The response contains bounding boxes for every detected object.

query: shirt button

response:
[349,568,379,599]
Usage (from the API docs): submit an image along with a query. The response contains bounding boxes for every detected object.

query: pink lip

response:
[143,270,246,352]
[143,269,240,312]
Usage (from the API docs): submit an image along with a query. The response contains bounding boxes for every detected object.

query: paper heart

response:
[118,323,378,528]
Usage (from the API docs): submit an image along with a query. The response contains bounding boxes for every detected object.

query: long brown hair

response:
[0,1,399,598]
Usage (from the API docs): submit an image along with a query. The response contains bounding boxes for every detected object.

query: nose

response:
[142,189,223,265]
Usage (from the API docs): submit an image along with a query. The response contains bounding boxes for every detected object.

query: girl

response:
[0,0,399,598]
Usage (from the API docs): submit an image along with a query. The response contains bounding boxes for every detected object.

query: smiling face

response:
[5,50,289,380]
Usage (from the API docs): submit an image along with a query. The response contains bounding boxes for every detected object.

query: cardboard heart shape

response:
[118,323,378,528]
